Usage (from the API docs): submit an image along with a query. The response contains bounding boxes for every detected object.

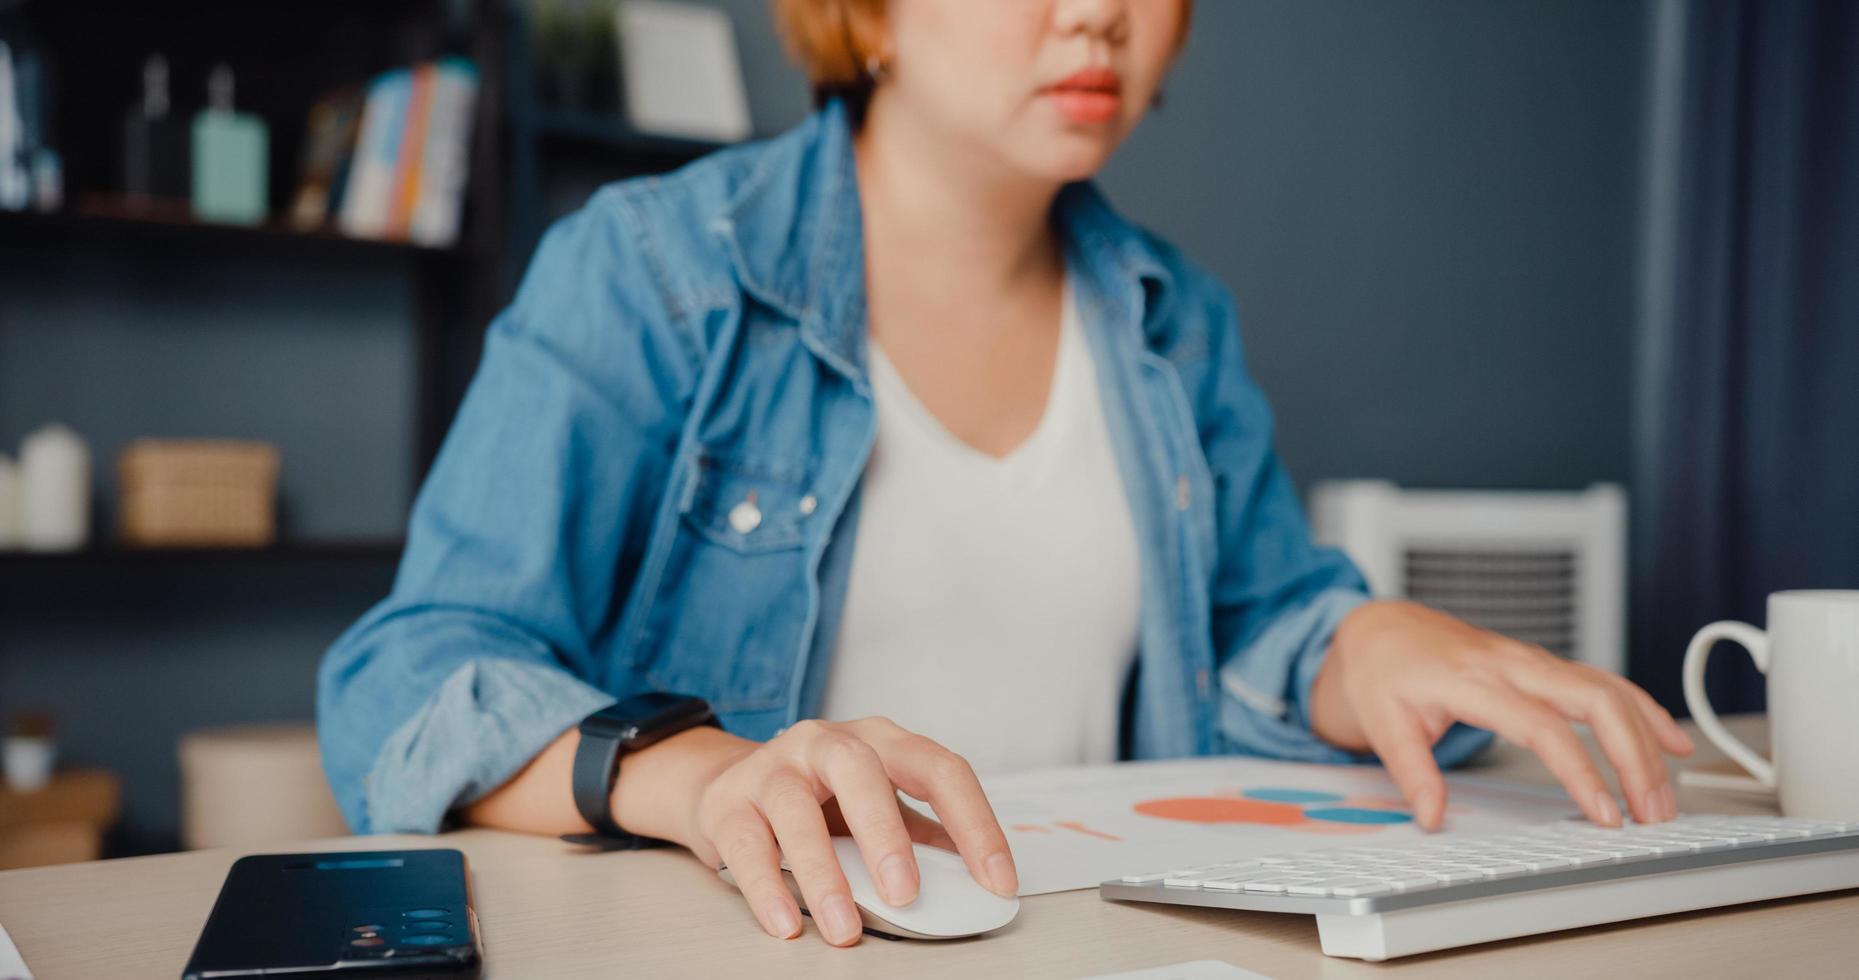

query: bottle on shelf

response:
[0,40,28,210]
[192,64,268,226]
[122,54,190,206]
[0,453,21,549]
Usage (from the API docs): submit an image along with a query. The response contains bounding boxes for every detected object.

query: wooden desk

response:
[3,716,1853,978]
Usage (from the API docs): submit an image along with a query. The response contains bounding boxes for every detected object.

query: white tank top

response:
[820,283,1143,774]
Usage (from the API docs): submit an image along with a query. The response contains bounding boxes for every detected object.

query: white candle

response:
[3,735,56,793]
[20,423,90,552]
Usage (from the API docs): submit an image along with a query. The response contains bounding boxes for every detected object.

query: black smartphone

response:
[181,849,482,980]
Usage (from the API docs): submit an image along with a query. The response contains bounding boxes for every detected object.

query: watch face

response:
[584,693,712,742]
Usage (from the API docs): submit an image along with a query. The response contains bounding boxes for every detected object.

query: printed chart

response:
[980,756,1574,894]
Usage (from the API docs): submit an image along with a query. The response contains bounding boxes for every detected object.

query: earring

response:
[865,53,889,84]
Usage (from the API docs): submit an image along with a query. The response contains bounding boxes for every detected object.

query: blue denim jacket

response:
[317,101,1489,834]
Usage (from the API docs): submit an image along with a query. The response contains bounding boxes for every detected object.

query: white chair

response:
[1308,481,1626,674]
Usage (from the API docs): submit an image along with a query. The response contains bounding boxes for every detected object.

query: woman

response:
[319,0,1692,948]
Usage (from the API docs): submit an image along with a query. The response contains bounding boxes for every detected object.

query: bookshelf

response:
[0,0,762,859]
[0,541,407,571]
[533,106,727,160]
[0,200,466,261]
[1,0,743,571]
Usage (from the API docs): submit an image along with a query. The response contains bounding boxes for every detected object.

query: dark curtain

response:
[1634,0,1859,715]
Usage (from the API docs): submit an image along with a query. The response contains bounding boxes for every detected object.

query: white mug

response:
[1683,590,1859,818]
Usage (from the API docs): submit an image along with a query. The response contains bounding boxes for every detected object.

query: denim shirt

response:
[317,101,1490,835]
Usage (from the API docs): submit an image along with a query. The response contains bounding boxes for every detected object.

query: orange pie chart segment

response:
[1132,797,1306,825]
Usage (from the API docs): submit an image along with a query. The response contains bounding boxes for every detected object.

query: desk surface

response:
[4,715,1854,979]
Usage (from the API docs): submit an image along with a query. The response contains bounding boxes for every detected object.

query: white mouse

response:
[718,837,1020,940]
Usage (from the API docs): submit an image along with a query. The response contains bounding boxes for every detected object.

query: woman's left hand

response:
[1309,599,1695,830]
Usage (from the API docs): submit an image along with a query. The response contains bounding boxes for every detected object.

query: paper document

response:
[0,916,32,980]
[980,756,1573,895]
[1083,961,1275,980]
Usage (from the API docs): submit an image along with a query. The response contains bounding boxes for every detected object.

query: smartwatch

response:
[563,692,718,850]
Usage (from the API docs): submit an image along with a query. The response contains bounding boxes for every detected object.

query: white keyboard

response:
[1100,814,1859,960]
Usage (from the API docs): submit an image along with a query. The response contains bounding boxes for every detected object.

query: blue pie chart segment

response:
[1241,788,1346,804]
[1305,807,1413,825]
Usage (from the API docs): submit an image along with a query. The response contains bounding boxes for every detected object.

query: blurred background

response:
[0,0,1853,862]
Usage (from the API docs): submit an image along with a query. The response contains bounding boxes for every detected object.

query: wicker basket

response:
[118,440,280,547]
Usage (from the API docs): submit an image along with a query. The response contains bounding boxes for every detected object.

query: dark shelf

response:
[0,540,406,568]
[6,199,472,262]
[533,107,731,162]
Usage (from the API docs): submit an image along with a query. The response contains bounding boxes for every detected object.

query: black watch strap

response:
[563,693,717,851]
[570,727,629,839]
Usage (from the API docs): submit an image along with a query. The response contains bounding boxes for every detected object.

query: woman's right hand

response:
[681,716,1017,946]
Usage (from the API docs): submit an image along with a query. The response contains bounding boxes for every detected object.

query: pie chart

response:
[1132,787,1413,832]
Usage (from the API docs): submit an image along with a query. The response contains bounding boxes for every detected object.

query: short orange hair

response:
[773,0,886,108]
[773,0,1193,113]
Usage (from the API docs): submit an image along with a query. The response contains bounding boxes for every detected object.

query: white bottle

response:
[20,423,91,552]
[0,453,20,548]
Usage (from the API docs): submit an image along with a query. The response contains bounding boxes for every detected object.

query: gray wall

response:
[0,241,413,853]
[1106,0,1645,490]
[719,0,1647,491]
[0,245,418,538]
[0,0,1649,851]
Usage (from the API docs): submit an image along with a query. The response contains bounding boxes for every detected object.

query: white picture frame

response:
[615,0,753,143]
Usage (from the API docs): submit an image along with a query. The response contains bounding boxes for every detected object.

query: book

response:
[335,59,477,246]
[408,58,479,248]
[338,67,410,240]
[289,87,364,231]
[385,62,434,239]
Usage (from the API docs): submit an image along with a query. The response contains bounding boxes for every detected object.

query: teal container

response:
[192,66,268,225]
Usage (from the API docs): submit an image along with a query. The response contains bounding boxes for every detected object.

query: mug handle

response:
[1682,621,1776,787]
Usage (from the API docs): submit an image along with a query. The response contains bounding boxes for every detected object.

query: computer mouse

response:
[718,837,1020,940]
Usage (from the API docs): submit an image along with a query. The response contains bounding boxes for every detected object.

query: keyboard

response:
[1100,814,1859,960]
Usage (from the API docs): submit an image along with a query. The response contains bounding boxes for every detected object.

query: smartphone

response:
[181,849,482,980]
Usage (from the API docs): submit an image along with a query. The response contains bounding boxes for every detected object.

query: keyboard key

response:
[1241,876,1319,894]
[1200,872,1277,892]
[1164,867,1258,887]
[1323,878,1397,897]
[1707,818,1834,838]
[1730,826,1811,840]
[1370,875,1443,892]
